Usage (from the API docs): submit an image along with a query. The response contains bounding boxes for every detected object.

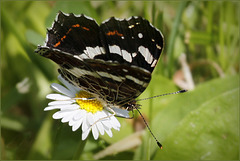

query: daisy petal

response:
[53,110,75,119]
[99,110,108,117]
[105,128,113,137]
[61,111,76,123]
[114,127,120,131]
[48,100,75,106]
[51,83,75,97]
[82,115,90,132]
[72,118,83,131]
[82,128,91,140]
[60,104,79,111]
[96,110,107,120]
[73,110,86,120]
[58,75,80,94]
[111,123,119,130]
[45,104,78,111]
[101,119,112,129]
[110,116,121,128]
[96,121,105,135]
[46,94,71,101]
[87,112,94,125]
[92,124,99,140]
[100,111,113,128]
[44,106,61,111]
[69,117,77,126]
[94,112,105,135]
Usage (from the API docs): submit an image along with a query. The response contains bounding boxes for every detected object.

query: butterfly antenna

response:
[134,89,187,149]
[137,89,187,102]
[134,107,163,149]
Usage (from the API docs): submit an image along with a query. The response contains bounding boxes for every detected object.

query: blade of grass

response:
[218,2,225,70]
[166,1,188,78]
[1,8,54,81]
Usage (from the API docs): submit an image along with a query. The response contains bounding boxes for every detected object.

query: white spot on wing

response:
[151,59,158,67]
[100,47,106,54]
[68,68,124,84]
[69,67,97,78]
[122,69,128,72]
[126,75,145,86]
[122,50,132,62]
[132,52,137,57]
[109,45,132,63]
[83,46,105,59]
[138,46,154,64]
[97,71,124,82]
[109,45,121,56]
[156,44,162,50]
[138,33,143,39]
[128,25,134,29]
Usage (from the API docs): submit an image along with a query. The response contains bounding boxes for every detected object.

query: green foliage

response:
[1,1,239,160]
[155,87,238,160]
[140,75,238,160]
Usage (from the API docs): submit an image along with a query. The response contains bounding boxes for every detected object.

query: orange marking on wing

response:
[54,24,88,47]
[72,24,80,28]
[54,41,61,47]
[61,35,66,41]
[82,26,89,31]
[66,28,72,34]
[106,30,123,37]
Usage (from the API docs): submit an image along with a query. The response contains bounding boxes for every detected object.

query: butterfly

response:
[36,11,164,148]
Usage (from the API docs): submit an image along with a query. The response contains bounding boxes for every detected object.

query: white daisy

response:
[44,75,129,140]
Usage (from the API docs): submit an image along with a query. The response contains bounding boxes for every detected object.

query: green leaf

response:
[155,88,238,160]
[134,75,238,159]
[147,74,239,159]
[51,123,87,159]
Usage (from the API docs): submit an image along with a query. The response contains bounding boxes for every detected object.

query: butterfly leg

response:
[74,97,95,100]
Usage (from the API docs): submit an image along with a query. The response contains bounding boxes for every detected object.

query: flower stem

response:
[72,137,88,160]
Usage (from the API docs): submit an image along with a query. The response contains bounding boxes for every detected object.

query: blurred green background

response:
[1,1,239,160]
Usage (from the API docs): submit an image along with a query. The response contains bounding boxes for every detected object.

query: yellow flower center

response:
[75,90,103,113]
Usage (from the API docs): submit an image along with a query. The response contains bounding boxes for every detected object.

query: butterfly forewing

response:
[98,16,163,72]
[47,12,103,58]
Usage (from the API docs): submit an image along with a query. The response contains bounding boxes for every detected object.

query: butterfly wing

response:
[98,16,164,73]
[36,11,164,107]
